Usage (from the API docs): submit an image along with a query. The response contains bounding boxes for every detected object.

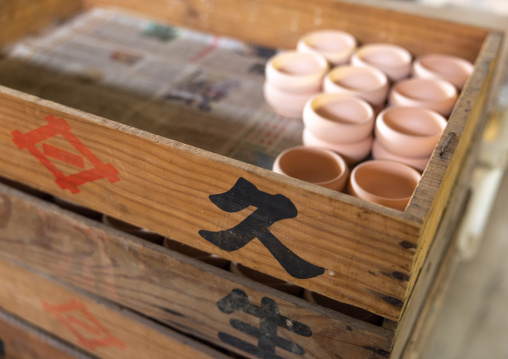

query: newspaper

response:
[0,8,303,169]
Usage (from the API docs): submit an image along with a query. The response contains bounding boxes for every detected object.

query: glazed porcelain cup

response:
[323,65,389,107]
[303,93,374,144]
[265,51,329,93]
[297,30,357,66]
[389,78,458,117]
[272,146,349,191]
[348,160,421,210]
[230,262,303,296]
[371,139,430,172]
[375,106,447,158]
[412,54,474,90]
[264,81,319,118]
[351,43,412,81]
[302,128,372,165]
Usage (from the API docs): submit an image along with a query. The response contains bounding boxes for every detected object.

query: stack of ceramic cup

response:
[301,93,374,165]
[266,29,474,210]
[264,51,329,118]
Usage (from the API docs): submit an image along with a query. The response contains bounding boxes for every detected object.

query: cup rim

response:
[273,145,349,188]
[391,77,458,104]
[305,93,375,127]
[299,30,357,56]
[353,43,412,70]
[267,51,329,79]
[350,159,421,202]
[325,65,389,94]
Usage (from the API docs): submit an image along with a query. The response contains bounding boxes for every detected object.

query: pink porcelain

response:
[413,53,474,90]
[265,51,329,93]
[303,93,374,144]
[323,65,389,106]
[264,81,319,118]
[348,160,421,210]
[351,43,412,81]
[302,128,372,165]
[375,106,447,158]
[297,30,357,65]
[371,139,430,172]
[272,146,349,191]
[389,78,458,117]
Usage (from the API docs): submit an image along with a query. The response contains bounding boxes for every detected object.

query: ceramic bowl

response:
[264,81,319,118]
[389,78,458,117]
[302,128,372,165]
[272,146,349,191]
[375,106,447,158]
[412,53,474,90]
[351,43,412,81]
[265,51,329,93]
[323,65,389,106]
[371,138,430,172]
[303,93,374,144]
[297,30,357,65]
[348,159,421,210]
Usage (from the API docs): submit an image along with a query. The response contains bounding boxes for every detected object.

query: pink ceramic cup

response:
[272,146,349,191]
[389,78,458,117]
[264,81,319,118]
[351,43,412,82]
[297,30,357,66]
[375,106,447,158]
[371,139,430,172]
[302,128,372,165]
[348,160,421,210]
[265,51,329,93]
[412,53,474,90]
[303,93,374,144]
[323,65,389,107]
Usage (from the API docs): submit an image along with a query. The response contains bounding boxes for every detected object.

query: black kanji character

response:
[199,177,325,279]
[217,289,311,359]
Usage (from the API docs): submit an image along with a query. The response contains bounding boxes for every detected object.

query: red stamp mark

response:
[42,299,126,351]
[12,115,120,193]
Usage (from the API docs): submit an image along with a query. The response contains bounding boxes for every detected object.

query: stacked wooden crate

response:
[0,0,504,357]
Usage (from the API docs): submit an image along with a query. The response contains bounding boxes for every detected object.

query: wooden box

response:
[0,0,504,358]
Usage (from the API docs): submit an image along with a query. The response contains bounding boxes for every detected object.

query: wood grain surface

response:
[0,85,419,320]
[0,0,82,48]
[83,0,487,62]
[0,245,232,358]
[0,307,95,359]
[0,183,394,358]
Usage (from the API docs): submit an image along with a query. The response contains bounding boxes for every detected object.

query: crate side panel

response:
[0,184,395,359]
[405,32,503,300]
[83,0,488,62]
[0,307,94,359]
[0,88,419,320]
[0,255,229,359]
[0,0,82,48]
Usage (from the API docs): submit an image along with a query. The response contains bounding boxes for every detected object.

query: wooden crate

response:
[0,0,504,358]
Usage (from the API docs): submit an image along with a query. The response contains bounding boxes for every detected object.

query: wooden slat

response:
[404,32,503,305]
[0,307,94,359]
[0,251,230,359]
[0,86,419,320]
[0,183,394,359]
[82,0,487,62]
[0,0,82,48]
